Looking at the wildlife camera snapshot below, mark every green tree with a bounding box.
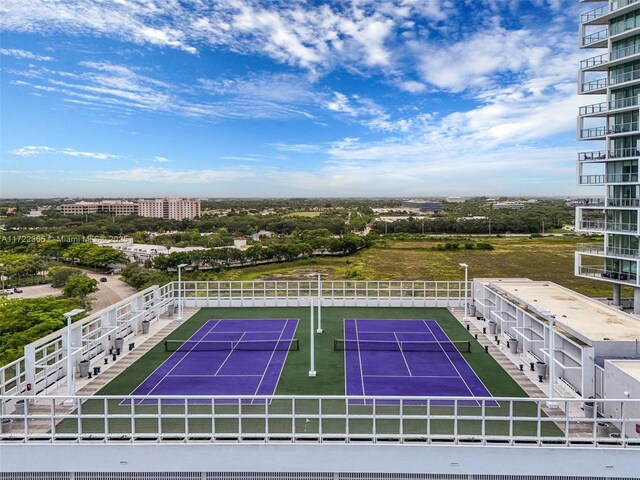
[48,266,84,287]
[62,275,98,298]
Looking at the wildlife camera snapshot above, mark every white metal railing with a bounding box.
[581,0,640,24]
[1,395,638,446]
[577,265,638,283]
[0,284,175,398]
[577,242,640,258]
[608,197,640,207]
[582,65,640,93]
[0,280,468,399]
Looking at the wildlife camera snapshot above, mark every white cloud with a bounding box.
[0,48,53,61]
[10,145,121,160]
[93,167,255,184]
[153,156,170,163]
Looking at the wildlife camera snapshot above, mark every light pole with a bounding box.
[177,263,188,320]
[459,263,469,320]
[64,309,85,397]
[316,272,328,334]
[309,298,316,377]
[548,314,557,406]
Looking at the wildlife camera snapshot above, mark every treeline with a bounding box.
[148,233,371,272]
[0,296,88,366]
[372,202,574,235]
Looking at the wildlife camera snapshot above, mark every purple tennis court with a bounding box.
[127,318,298,403]
[343,319,495,406]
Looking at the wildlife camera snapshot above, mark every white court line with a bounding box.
[422,320,476,399]
[364,374,460,378]
[354,320,367,396]
[356,330,436,334]
[213,332,246,376]
[252,319,289,396]
[264,319,299,400]
[201,331,284,334]
[170,374,262,377]
[393,332,413,376]
[145,320,222,398]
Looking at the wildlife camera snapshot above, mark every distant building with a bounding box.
[446,196,465,203]
[233,237,248,249]
[402,200,443,213]
[492,202,524,210]
[58,200,137,216]
[93,237,206,263]
[138,198,201,220]
[59,198,201,220]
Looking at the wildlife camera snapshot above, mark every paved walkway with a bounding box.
[448,307,618,439]
[13,307,199,435]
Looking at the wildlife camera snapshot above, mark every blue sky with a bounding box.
[0,0,591,198]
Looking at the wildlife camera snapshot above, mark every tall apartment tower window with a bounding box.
[577,0,640,312]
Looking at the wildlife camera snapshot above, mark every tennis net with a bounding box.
[165,338,299,352]
[334,339,471,353]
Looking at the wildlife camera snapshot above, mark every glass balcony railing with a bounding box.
[581,0,640,24]
[583,28,608,47]
[609,147,640,158]
[581,43,640,70]
[608,221,638,232]
[574,243,640,258]
[578,265,638,283]
[610,13,640,36]
[579,174,606,184]
[582,15,640,47]
[578,150,607,162]
[582,66,640,93]
[582,77,609,92]
[609,246,640,257]
[579,220,638,232]
[580,126,607,138]
[576,243,606,255]
[581,5,609,23]
[580,220,606,231]
[578,197,606,207]
[610,95,640,110]
[579,174,639,184]
[579,101,607,116]
[608,121,639,134]
[608,197,640,207]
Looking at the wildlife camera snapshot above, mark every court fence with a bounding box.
[0,280,469,403]
[1,395,639,446]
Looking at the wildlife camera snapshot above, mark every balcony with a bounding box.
[579,101,607,116]
[579,173,639,185]
[608,197,640,207]
[580,43,640,71]
[610,147,640,159]
[578,220,638,233]
[579,126,607,139]
[577,265,638,284]
[581,0,640,25]
[581,66,640,94]
[578,150,607,162]
[577,242,640,259]
[580,220,606,232]
[608,121,640,135]
[608,221,638,232]
[582,28,608,48]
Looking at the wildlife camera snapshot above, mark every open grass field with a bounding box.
[60,307,560,439]
[207,235,615,298]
